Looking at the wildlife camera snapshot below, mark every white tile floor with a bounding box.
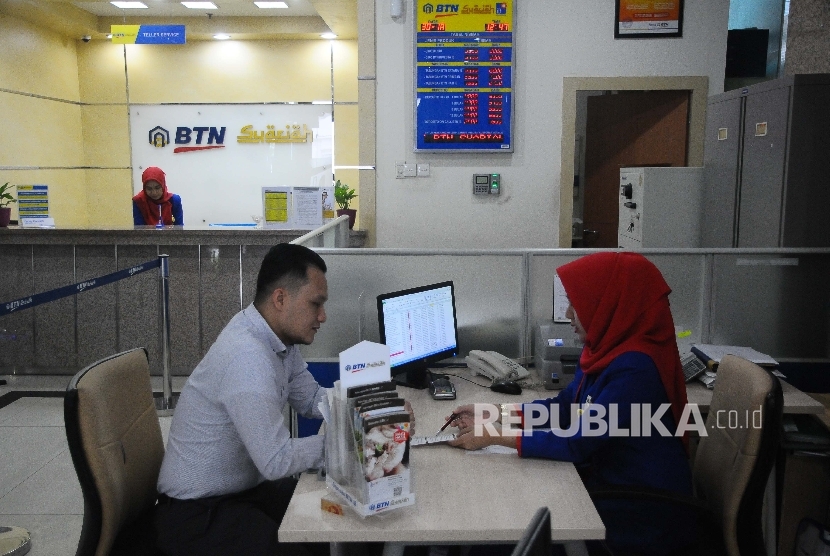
[0,375,182,556]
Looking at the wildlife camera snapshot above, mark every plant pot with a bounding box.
[0,207,11,228]
[336,208,356,230]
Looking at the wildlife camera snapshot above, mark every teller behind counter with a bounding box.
[133,166,184,227]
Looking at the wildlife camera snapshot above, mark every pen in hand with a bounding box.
[436,412,460,436]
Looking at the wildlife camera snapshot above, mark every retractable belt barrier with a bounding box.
[0,254,177,414]
[0,258,161,317]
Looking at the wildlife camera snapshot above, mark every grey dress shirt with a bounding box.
[157,303,326,499]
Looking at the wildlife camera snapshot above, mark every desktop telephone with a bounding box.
[466,350,530,381]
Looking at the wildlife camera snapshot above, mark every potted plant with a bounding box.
[0,182,16,228]
[334,179,358,229]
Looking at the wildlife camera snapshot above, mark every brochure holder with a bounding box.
[325,341,415,517]
[325,385,415,517]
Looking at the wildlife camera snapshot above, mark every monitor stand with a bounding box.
[391,369,430,390]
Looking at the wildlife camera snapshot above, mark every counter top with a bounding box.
[0,225,367,246]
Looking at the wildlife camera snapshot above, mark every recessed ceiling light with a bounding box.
[110,1,148,8]
[106,34,113,38]
[254,1,288,7]
[182,2,217,8]
[214,34,231,40]
[320,33,337,39]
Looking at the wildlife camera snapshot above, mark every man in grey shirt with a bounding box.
[155,243,330,556]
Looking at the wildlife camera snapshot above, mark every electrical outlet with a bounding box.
[395,162,406,179]
[417,163,430,177]
[402,164,417,177]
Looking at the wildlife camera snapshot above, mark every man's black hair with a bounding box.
[254,244,327,307]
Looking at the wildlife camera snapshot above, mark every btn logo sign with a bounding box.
[149,126,169,148]
[148,125,227,154]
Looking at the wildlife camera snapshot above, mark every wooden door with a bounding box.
[582,90,690,247]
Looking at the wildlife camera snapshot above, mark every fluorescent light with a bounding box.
[182,2,217,8]
[110,1,148,8]
[312,100,332,105]
[106,34,113,38]
[254,1,288,7]
[320,33,337,39]
[213,34,231,40]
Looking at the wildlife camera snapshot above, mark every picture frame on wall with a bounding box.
[614,0,684,39]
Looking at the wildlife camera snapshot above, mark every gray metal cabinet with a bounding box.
[702,74,830,247]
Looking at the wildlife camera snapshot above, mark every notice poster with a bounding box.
[321,186,335,221]
[17,185,53,227]
[293,187,323,230]
[262,187,291,229]
[615,0,683,38]
[415,0,514,152]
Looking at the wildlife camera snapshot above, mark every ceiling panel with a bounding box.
[0,0,356,39]
[72,0,320,18]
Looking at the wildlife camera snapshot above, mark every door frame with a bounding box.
[558,76,709,247]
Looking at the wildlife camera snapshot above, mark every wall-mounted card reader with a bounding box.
[473,173,501,195]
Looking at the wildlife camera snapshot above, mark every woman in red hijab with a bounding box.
[132,166,184,226]
[449,253,695,555]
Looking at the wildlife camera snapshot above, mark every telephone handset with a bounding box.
[466,350,530,381]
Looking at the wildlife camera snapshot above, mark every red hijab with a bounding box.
[557,252,688,448]
[133,167,173,225]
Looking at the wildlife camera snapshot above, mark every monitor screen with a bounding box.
[377,281,459,389]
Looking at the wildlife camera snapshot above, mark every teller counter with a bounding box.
[0,226,366,376]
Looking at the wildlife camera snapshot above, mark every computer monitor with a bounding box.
[377,281,459,389]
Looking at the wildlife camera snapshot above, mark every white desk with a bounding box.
[278,377,605,552]
[686,379,824,415]
[280,372,823,552]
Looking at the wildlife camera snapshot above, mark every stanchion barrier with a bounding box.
[0,255,177,415]
[0,258,161,317]
[156,255,176,415]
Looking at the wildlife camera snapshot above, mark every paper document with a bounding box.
[410,433,457,446]
[464,445,519,455]
[691,344,778,366]
[553,273,571,323]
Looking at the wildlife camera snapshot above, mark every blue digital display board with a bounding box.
[415,1,514,152]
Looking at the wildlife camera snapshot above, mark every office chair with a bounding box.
[511,507,551,556]
[64,348,165,556]
[588,354,783,556]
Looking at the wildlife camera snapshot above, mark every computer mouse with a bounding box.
[490,379,522,395]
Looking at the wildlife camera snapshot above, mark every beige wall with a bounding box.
[1,11,359,228]
[0,14,88,227]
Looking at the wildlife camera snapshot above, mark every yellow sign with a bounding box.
[264,191,289,223]
[111,25,141,44]
[237,124,311,144]
[416,1,512,33]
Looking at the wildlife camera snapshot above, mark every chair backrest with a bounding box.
[692,354,783,556]
[64,348,165,556]
[511,507,551,556]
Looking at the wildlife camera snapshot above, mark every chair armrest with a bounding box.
[589,484,710,514]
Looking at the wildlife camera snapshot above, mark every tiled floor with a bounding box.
[0,374,183,556]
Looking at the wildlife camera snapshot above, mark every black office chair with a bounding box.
[64,348,165,556]
[511,507,551,556]
[588,355,783,556]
